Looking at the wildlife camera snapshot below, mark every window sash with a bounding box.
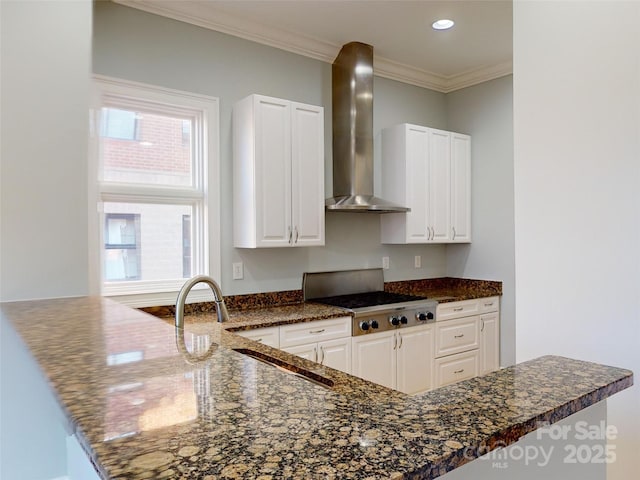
[91,75,220,307]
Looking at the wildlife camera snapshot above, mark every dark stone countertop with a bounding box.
[1,296,632,479]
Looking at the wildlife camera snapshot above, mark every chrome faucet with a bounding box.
[175,275,230,328]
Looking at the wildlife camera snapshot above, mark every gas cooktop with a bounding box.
[312,291,428,310]
[303,269,438,336]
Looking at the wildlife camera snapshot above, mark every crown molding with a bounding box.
[113,0,512,93]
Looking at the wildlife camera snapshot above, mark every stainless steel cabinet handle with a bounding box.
[288,226,292,244]
[393,333,397,350]
[452,226,456,240]
[430,226,434,240]
[313,347,318,363]
[453,307,463,312]
[484,302,493,307]
[454,369,464,374]
[309,328,325,334]
[481,319,485,332]
[454,334,464,338]
[319,346,325,364]
[256,338,263,342]
[398,332,403,349]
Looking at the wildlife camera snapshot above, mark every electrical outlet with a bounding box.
[232,262,244,280]
[382,256,390,269]
[414,255,421,268]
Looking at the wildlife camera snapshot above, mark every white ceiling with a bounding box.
[115,0,513,93]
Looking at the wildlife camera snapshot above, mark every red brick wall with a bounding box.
[103,113,190,174]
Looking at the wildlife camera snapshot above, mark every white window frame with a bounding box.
[89,75,221,308]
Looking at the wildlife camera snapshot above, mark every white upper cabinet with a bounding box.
[380,123,471,244]
[233,94,325,248]
[450,133,471,242]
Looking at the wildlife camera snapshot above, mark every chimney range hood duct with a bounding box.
[325,42,409,213]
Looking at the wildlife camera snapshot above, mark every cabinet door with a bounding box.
[405,125,430,242]
[396,326,434,395]
[450,133,471,243]
[351,331,396,389]
[235,326,280,349]
[291,102,324,246]
[281,343,318,363]
[427,129,451,242]
[254,96,292,247]
[480,312,500,375]
[319,337,351,374]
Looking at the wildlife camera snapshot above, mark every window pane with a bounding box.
[103,202,193,283]
[100,108,193,187]
[101,108,137,140]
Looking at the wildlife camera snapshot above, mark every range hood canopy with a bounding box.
[326,42,409,214]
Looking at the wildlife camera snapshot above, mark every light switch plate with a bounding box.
[232,262,243,280]
[414,255,421,268]
[382,256,390,269]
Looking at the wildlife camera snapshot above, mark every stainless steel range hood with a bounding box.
[325,42,410,213]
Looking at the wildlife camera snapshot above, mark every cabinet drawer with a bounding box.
[479,296,499,313]
[235,326,280,349]
[435,350,479,387]
[437,299,479,321]
[435,316,479,357]
[279,316,351,348]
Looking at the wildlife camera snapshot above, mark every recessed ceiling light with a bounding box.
[432,19,455,30]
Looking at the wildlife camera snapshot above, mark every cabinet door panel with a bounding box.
[291,103,324,246]
[235,326,280,349]
[405,126,430,242]
[428,129,451,242]
[281,343,317,363]
[319,338,351,374]
[396,326,434,395]
[450,133,471,242]
[255,97,291,246]
[351,332,396,389]
[480,313,500,375]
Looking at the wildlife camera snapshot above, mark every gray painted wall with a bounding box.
[93,1,451,294]
[514,2,639,479]
[445,76,515,366]
[1,2,91,478]
[0,0,91,301]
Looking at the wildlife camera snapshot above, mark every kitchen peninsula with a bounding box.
[1,295,632,480]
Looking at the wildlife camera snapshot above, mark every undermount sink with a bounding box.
[232,348,334,389]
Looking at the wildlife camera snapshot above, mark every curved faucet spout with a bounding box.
[175,275,230,328]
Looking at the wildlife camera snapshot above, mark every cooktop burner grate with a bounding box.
[312,291,427,310]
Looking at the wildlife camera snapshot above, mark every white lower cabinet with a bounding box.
[433,296,500,387]
[235,326,280,349]
[282,337,351,374]
[279,317,352,374]
[479,311,500,375]
[396,325,434,394]
[351,324,434,395]
[351,330,396,389]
